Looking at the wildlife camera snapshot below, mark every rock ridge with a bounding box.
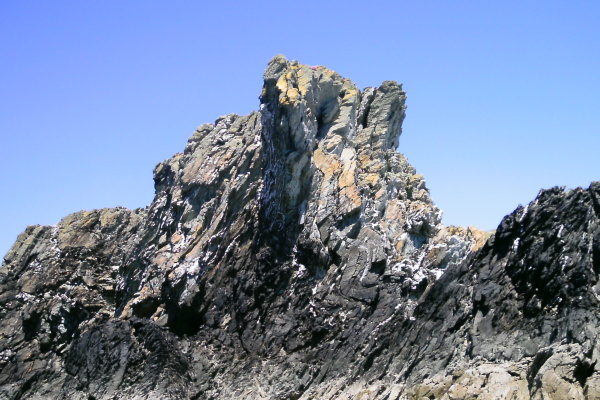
[1,56,598,399]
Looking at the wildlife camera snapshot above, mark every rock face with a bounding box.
[1,55,598,399]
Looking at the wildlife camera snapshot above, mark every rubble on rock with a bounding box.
[1,56,598,399]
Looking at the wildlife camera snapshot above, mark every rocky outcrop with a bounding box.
[1,56,598,399]
[337,184,600,399]
[0,208,148,399]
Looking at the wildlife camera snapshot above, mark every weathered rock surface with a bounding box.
[1,56,598,399]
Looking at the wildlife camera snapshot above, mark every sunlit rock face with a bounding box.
[1,56,598,399]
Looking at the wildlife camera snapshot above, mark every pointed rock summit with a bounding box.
[1,56,599,399]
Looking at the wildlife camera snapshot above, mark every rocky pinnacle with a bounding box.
[1,56,598,399]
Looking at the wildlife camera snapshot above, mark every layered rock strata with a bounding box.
[1,56,598,399]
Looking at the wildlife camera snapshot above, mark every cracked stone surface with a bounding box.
[1,56,598,399]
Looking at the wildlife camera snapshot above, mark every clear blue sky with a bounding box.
[1,1,599,257]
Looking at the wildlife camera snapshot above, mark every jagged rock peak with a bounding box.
[11,56,593,400]
[125,55,465,337]
[260,54,406,154]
